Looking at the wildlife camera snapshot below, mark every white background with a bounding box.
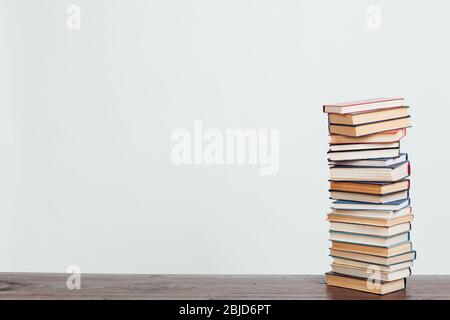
[1,0,448,274]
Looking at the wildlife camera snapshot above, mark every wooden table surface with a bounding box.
[0,273,448,300]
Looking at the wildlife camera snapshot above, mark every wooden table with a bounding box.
[0,274,448,300]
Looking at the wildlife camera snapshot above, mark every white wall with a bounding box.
[0,0,20,272]
[2,0,449,274]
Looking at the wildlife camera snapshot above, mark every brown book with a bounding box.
[326,272,406,295]
[329,129,406,144]
[329,117,411,137]
[330,180,410,195]
[330,249,416,266]
[327,213,414,227]
[331,241,413,257]
[328,107,410,125]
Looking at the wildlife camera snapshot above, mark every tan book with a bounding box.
[327,213,414,227]
[328,107,410,125]
[329,180,410,195]
[333,258,413,272]
[329,129,406,144]
[323,98,405,114]
[330,249,416,266]
[326,272,406,295]
[329,117,411,137]
[331,241,413,257]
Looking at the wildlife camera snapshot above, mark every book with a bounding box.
[323,98,405,114]
[326,273,406,295]
[332,257,413,272]
[332,199,410,211]
[331,206,412,219]
[331,241,413,257]
[330,264,411,281]
[330,190,408,204]
[330,161,410,182]
[327,212,414,227]
[328,148,400,161]
[328,107,410,125]
[329,153,408,167]
[330,249,416,266]
[329,117,411,137]
[329,129,406,144]
[329,231,410,247]
[330,222,411,237]
[329,142,399,152]
[329,179,410,195]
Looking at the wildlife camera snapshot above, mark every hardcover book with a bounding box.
[327,212,414,227]
[326,273,406,295]
[329,128,406,144]
[328,107,410,125]
[323,98,405,114]
[329,179,410,195]
[329,117,411,137]
[331,241,413,257]
[332,198,411,211]
[330,161,410,182]
[328,153,408,167]
[329,249,416,266]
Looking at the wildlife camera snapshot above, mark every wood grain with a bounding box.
[0,273,449,300]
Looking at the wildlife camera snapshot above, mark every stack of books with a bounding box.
[323,98,415,295]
